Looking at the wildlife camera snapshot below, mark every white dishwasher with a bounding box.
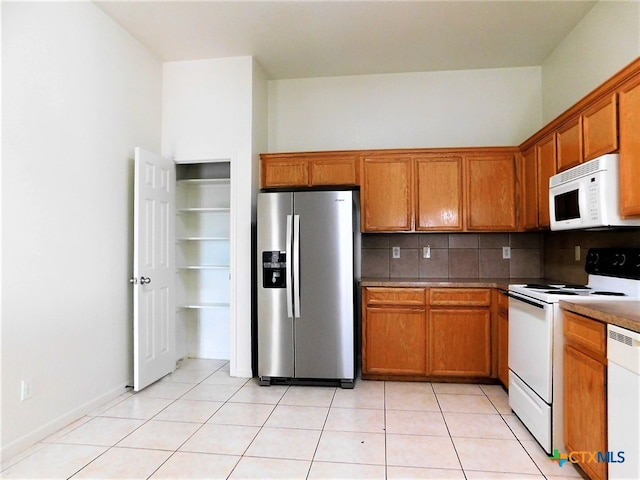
[608,324,640,480]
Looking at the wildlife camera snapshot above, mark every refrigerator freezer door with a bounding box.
[257,192,294,378]
[293,191,355,380]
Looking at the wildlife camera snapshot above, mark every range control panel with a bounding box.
[262,251,286,288]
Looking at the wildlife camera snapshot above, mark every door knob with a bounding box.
[129,277,138,284]
[140,276,151,285]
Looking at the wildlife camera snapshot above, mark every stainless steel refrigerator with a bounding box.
[256,190,360,388]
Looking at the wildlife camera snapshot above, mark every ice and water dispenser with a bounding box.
[262,251,286,288]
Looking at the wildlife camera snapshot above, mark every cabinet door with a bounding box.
[537,134,556,228]
[364,307,426,375]
[261,158,309,188]
[415,156,463,231]
[361,156,413,231]
[497,291,509,387]
[465,155,517,231]
[556,117,583,172]
[564,344,607,480]
[583,93,618,161]
[521,147,538,230]
[619,75,640,217]
[428,308,491,377]
[310,156,359,186]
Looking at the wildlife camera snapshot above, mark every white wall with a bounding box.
[162,57,266,378]
[1,2,162,458]
[268,67,543,152]
[542,1,640,123]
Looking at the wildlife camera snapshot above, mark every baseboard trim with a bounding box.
[1,384,129,463]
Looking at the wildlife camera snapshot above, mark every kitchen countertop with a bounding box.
[560,300,640,334]
[360,277,555,290]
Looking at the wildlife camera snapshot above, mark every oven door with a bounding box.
[508,292,553,402]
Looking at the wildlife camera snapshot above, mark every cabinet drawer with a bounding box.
[365,288,426,306]
[564,311,606,357]
[429,288,491,306]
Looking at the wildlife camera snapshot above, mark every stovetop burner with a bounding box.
[544,291,579,295]
[592,291,626,296]
[526,284,559,289]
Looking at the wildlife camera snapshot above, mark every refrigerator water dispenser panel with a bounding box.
[262,251,286,288]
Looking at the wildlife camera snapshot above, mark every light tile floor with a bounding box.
[1,359,587,479]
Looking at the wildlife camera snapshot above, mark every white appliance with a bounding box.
[549,154,640,231]
[508,248,640,455]
[608,324,640,480]
[256,191,360,388]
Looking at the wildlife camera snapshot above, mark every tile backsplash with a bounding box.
[362,232,544,279]
[543,229,640,285]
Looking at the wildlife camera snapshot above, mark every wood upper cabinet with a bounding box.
[362,288,427,376]
[619,74,640,217]
[563,311,607,480]
[262,157,309,187]
[361,156,413,231]
[557,116,583,172]
[537,133,557,228]
[555,93,618,173]
[260,152,359,189]
[309,156,359,186]
[428,288,492,377]
[415,156,463,231]
[464,154,517,231]
[521,147,538,230]
[583,93,618,161]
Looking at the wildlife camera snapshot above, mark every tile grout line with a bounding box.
[433,384,468,479]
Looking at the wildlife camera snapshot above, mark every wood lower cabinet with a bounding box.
[362,288,426,376]
[563,311,607,480]
[361,156,413,231]
[427,288,492,378]
[619,74,640,217]
[496,290,509,388]
[465,154,517,231]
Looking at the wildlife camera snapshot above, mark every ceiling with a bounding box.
[95,0,597,80]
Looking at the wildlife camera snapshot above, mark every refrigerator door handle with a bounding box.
[293,214,301,318]
[285,214,293,318]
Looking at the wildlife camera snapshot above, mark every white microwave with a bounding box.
[549,154,640,231]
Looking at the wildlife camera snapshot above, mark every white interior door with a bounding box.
[133,147,176,391]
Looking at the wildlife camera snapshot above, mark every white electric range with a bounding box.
[507,248,640,455]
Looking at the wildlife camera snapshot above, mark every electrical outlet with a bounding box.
[575,245,581,261]
[423,246,431,259]
[502,246,511,259]
[392,246,401,259]
[21,379,32,401]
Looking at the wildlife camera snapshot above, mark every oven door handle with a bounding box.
[507,292,545,309]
